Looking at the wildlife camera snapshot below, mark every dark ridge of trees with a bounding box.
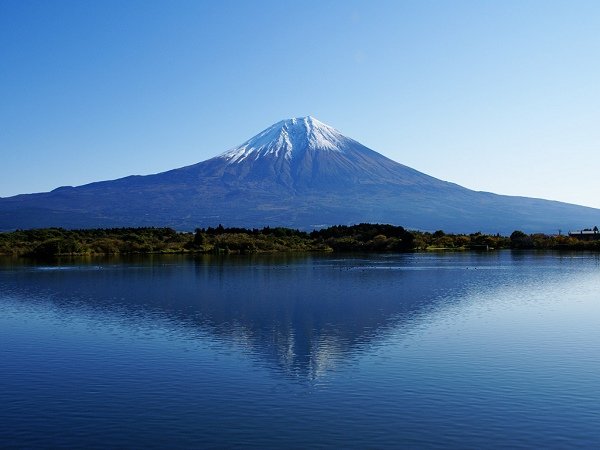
[197,225,308,238]
[0,224,599,257]
[310,223,415,252]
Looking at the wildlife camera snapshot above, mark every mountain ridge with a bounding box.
[1,116,599,233]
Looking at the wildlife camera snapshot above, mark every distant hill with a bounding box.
[1,116,599,233]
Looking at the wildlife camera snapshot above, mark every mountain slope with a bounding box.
[1,116,599,233]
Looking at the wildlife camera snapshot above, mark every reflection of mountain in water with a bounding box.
[0,254,493,379]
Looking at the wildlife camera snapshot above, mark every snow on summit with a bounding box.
[220,116,348,164]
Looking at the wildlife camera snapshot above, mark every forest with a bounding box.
[0,224,598,257]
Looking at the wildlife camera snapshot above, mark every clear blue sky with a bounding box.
[2,0,599,208]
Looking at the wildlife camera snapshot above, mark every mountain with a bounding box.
[1,116,599,233]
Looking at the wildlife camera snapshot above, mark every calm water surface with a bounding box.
[1,252,599,448]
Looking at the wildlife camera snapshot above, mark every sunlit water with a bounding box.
[1,252,599,448]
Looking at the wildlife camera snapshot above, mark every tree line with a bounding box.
[0,224,598,257]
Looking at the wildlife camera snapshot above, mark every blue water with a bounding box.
[1,252,599,448]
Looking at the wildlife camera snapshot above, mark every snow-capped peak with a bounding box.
[219,116,348,164]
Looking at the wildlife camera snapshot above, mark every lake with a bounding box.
[1,251,599,448]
